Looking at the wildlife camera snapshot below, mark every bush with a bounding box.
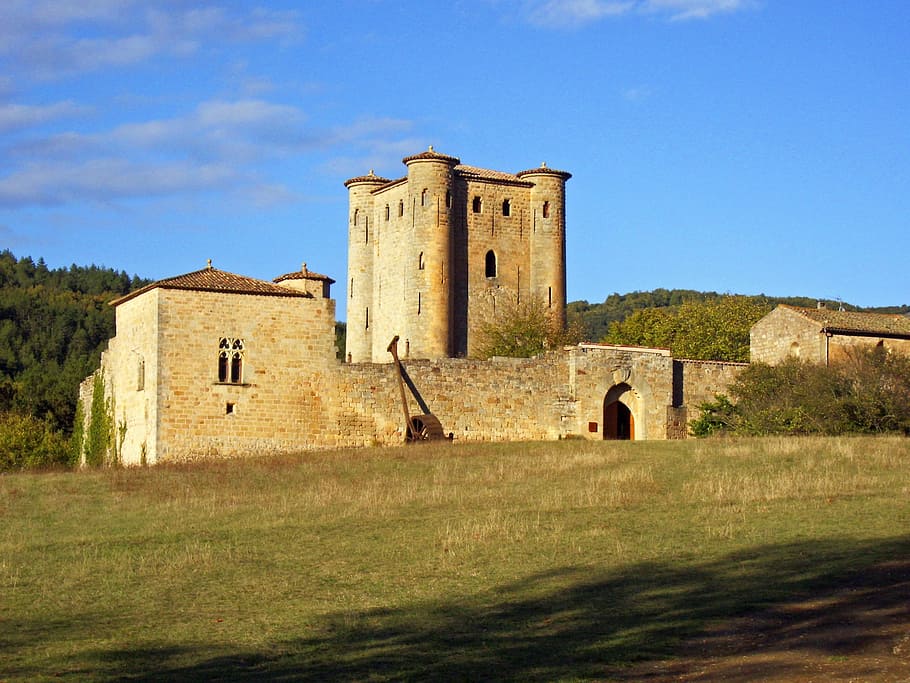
[691,348,910,437]
[0,412,71,472]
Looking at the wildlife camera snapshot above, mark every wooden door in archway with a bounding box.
[603,400,634,440]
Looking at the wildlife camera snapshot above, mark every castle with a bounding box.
[77,148,907,466]
[345,147,570,361]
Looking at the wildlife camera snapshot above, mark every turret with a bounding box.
[401,147,460,359]
[517,163,572,329]
[344,170,388,362]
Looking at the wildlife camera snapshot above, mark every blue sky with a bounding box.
[1,0,908,314]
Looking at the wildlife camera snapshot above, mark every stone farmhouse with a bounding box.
[750,304,910,365]
[78,148,902,466]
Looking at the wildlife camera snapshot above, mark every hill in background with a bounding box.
[0,250,150,433]
[568,289,909,344]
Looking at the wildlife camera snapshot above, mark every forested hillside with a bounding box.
[0,250,150,433]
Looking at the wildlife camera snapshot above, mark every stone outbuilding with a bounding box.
[750,304,910,366]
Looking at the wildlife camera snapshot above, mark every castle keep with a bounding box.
[345,147,570,361]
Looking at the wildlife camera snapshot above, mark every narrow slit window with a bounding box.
[472,196,482,213]
[417,292,421,315]
[421,188,428,206]
[385,205,390,221]
[418,252,425,270]
[542,201,550,218]
[445,190,452,209]
[502,199,511,216]
[548,286,552,307]
[485,250,497,278]
[398,200,404,217]
[365,307,370,330]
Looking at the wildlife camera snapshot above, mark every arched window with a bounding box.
[218,337,244,384]
[542,201,550,218]
[485,250,497,278]
[472,196,482,213]
[502,199,511,216]
[353,208,359,225]
[421,188,428,206]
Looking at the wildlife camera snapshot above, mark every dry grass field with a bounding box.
[1,437,908,681]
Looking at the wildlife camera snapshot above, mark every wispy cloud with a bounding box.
[0,100,90,133]
[0,1,304,80]
[0,158,239,207]
[0,101,415,208]
[524,0,754,27]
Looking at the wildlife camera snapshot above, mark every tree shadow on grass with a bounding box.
[26,536,910,681]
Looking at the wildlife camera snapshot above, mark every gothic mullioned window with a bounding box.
[218,337,244,384]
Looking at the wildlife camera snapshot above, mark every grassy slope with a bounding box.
[1,437,908,681]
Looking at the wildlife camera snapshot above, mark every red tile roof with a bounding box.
[402,147,461,165]
[516,163,572,181]
[456,165,533,186]
[274,267,335,284]
[343,170,391,188]
[783,305,910,337]
[110,266,315,306]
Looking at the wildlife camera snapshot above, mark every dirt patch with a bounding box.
[607,560,910,682]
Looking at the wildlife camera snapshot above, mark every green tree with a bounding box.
[475,296,581,359]
[603,296,771,362]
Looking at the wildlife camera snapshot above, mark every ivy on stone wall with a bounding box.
[83,371,113,467]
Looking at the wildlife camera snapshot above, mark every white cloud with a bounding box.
[0,100,418,209]
[0,159,238,207]
[0,2,304,79]
[0,100,90,133]
[643,0,753,21]
[523,0,754,26]
[528,0,635,28]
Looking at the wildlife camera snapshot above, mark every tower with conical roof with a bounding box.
[344,148,570,362]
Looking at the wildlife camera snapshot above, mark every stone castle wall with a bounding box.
[85,282,747,463]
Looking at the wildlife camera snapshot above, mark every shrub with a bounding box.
[0,411,70,472]
[691,349,910,437]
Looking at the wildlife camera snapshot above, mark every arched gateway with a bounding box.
[603,383,636,440]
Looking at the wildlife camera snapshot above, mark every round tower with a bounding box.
[344,170,388,362]
[402,147,460,359]
[517,163,572,329]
